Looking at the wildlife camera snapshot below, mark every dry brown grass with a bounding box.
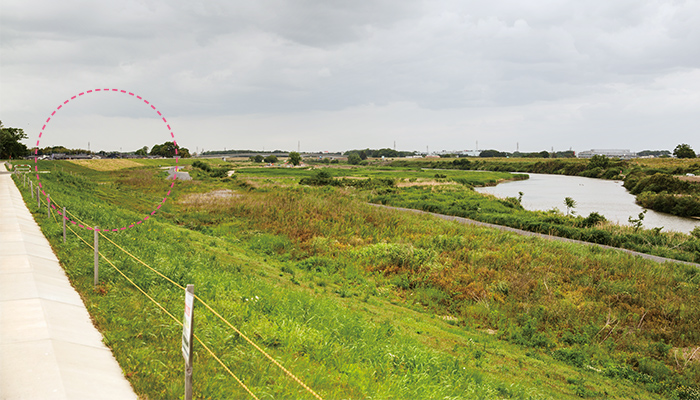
[677,175,700,183]
[630,158,700,169]
[68,159,143,171]
[397,180,459,188]
[178,189,239,207]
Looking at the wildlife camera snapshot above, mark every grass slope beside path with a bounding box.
[9,160,700,399]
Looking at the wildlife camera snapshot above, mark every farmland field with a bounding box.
[11,158,700,399]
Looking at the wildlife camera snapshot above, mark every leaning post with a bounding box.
[94,227,99,287]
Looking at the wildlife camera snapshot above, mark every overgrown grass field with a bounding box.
[11,159,700,399]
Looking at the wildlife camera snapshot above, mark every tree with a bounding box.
[673,143,696,159]
[150,141,191,158]
[588,154,609,169]
[135,146,148,156]
[479,149,506,158]
[0,121,29,159]
[564,197,577,216]
[251,155,264,163]
[288,151,301,166]
[347,153,361,165]
[264,155,278,164]
[178,147,191,158]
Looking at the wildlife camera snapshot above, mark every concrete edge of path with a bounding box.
[1,165,138,400]
[370,203,700,269]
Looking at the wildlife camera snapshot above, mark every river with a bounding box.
[474,173,699,234]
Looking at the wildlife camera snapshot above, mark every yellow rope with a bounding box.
[66,224,259,400]
[44,185,322,400]
[98,232,186,290]
[192,333,261,400]
[194,294,324,400]
[99,231,323,399]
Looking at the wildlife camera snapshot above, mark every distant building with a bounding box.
[577,149,637,159]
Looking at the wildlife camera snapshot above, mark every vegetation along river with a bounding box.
[475,173,699,234]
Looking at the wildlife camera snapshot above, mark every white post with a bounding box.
[183,285,194,400]
[30,180,33,198]
[94,227,99,287]
[62,207,66,243]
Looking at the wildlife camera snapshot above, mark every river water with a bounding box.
[474,173,699,234]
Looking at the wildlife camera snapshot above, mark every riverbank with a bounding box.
[390,157,700,218]
[371,182,700,264]
[475,173,698,234]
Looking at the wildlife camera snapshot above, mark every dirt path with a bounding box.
[370,204,700,268]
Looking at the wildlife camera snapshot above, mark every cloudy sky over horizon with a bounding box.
[1,0,699,154]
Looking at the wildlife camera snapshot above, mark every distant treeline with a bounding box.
[344,148,417,158]
[31,142,192,159]
[443,150,577,158]
[638,150,672,157]
[202,149,286,155]
[35,146,92,155]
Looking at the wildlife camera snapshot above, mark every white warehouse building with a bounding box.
[577,149,637,159]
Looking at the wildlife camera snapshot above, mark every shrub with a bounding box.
[191,160,212,172]
[210,168,229,178]
[581,212,606,228]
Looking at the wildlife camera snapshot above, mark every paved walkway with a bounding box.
[372,204,700,268]
[0,165,137,400]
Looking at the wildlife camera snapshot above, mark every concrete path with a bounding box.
[0,165,137,400]
[372,204,700,268]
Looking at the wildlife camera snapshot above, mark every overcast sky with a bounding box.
[1,0,699,154]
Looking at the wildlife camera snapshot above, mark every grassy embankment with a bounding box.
[389,157,700,219]
[10,158,700,399]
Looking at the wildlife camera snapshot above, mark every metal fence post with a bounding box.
[37,187,40,208]
[94,227,99,287]
[30,180,33,198]
[47,194,50,218]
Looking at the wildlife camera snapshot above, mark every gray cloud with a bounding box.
[1,0,699,152]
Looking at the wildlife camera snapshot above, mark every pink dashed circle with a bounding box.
[35,89,180,232]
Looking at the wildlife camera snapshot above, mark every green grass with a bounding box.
[10,161,700,399]
[370,185,700,263]
[390,157,700,218]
